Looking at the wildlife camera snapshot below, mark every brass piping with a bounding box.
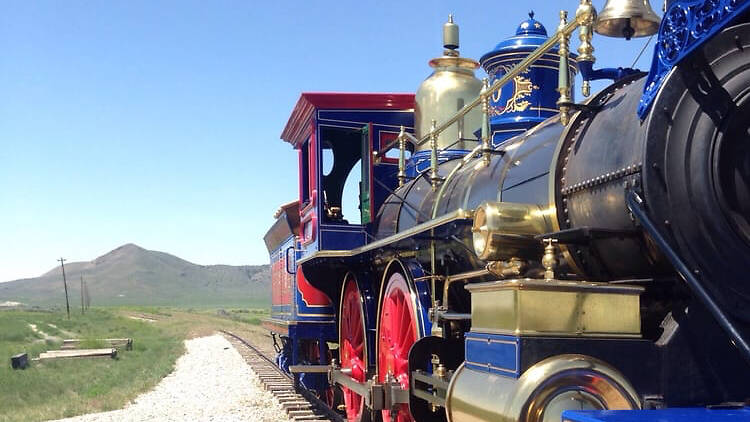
[430,119,440,189]
[480,77,491,165]
[442,267,491,309]
[556,11,572,125]
[431,232,437,308]
[375,128,418,159]
[397,126,406,187]
[577,0,596,97]
[402,131,420,145]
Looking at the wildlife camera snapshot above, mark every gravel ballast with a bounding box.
[53,334,288,422]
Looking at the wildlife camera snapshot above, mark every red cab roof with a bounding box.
[280,93,415,146]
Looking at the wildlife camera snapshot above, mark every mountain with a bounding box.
[0,244,270,307]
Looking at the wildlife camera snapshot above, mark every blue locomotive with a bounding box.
[263,1,750,421]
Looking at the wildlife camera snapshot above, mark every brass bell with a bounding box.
[595,0,661,39]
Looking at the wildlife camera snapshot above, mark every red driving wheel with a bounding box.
[339,277,368,421]
[378,272,418,422]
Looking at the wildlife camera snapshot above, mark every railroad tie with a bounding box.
[221,331,339,422]
[287,409,316,417]
[292,415,329,421]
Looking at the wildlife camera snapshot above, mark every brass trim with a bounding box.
[297,209,472,264]
[469,328,642,339]
[468,278,643,337]
[510,354,641,420]
[465,278,644,294]
[464,360,518,374]
[471,201,553,261]
[262,318,297,326]
[443,267,491,309]
[446,354,640,422]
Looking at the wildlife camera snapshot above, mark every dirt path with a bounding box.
[29,323,61,343]
[50,334,288,422]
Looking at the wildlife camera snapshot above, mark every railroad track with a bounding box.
[221,330,344,422]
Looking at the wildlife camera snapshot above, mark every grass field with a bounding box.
[0,306,271,422]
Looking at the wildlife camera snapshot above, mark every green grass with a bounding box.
[0,306,272,422]
[214,307,269,325]
[0,308,181,422]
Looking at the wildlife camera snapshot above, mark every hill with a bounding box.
[0,244,270,307]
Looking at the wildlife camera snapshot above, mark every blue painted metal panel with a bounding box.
[317,110,413,129]
[464,332,520,377]
[405,260,432,338]
[319,223,366,250]
[638,0,750,117]
[480,13,577,145]
[562,407,750,422]
[405,149,469,178]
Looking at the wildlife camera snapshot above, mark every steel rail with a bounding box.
[220,330,345,422]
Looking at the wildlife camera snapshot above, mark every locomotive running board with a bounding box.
[297,208,472,265]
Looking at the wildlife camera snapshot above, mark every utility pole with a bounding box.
[57,257,70,319]
[80,274,85,314]
[84,280,90,310]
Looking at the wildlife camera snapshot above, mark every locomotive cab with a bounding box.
[280,93,415,257]
[264,92,415,396]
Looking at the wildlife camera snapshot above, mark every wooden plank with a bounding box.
[38,348,117,360]
[62,339,133,350]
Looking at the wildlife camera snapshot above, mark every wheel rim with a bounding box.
[340,278,367,421]
[378,272,417,422]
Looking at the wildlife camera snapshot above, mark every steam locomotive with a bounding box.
[262,0,750,421]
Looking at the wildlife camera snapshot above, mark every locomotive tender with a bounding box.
[263,0,750,421]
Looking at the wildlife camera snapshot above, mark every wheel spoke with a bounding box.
[340,280,368,421]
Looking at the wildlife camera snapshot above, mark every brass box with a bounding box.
[466,279,643,337]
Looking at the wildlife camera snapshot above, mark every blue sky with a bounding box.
[0,1,657,281]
